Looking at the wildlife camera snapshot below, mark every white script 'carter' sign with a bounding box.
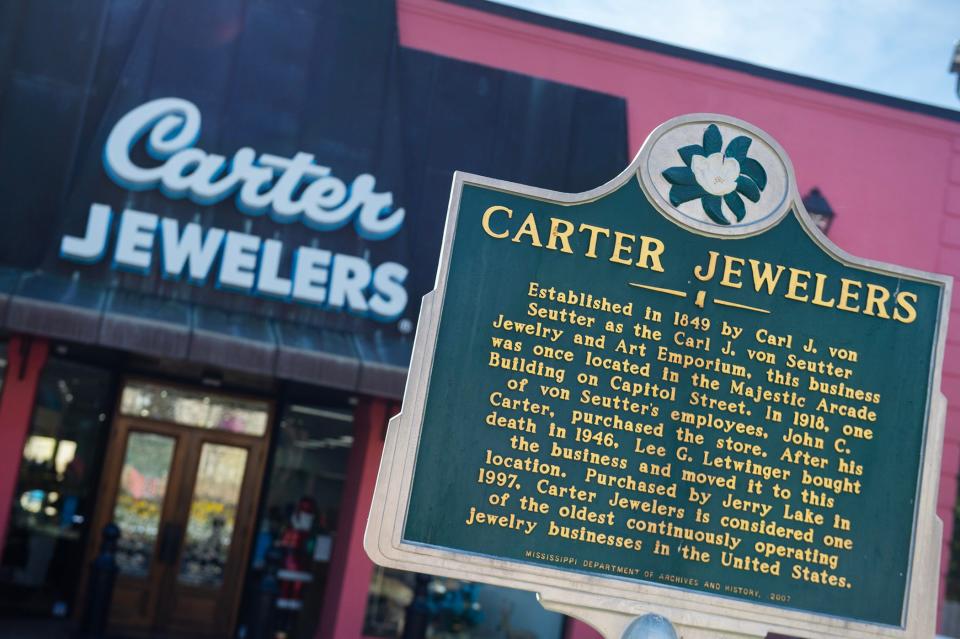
[59,97,408,321]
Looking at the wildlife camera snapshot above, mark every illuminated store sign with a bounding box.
[59,98,408,321]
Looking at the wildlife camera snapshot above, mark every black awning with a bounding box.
[7,272,105,343]
[1,270,411,399]
[99,289,191,359]
[274,321,362,392]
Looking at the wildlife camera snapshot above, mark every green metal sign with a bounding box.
[367,115,950,636]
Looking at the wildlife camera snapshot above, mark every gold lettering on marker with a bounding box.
[610,231,635,265]
[479,204,924,322]
[637,236,666,272]
[481,205,512,238]
[749,259,785,294]
[694,251,719,282]
[579,223,610,259]
[811,273,836,308]
[513,212,542,247]
[719,255,746,289]
[837,278,862,313]
[546,217,575,254]
[785,268,811,302]
[863,283,890,318]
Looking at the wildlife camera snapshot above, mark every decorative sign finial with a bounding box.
[641,115,791,236]
[661,123,767,225]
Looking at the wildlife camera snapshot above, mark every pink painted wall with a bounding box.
[0,336,49,559]
[394,0,960,633]
[318,398,391,639]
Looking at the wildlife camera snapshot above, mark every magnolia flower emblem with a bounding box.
[661,124,767,225]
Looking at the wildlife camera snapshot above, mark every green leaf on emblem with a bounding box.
[740,158,767,190]
[701,195,727,225]
[724,192,746,221]
[724,136,751,161]
[668,184,707,206]
[678,145,704,167]
[736,175,761,202]
[662,167,697,185]
[702,124,722,155]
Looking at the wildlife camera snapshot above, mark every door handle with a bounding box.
[157,522,182,565]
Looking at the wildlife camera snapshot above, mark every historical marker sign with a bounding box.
[366,115,951,638]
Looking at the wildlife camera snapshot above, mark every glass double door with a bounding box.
[88,414,268,637]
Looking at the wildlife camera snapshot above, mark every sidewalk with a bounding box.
[0,619,72,639]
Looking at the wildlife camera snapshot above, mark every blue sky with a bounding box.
[492,0,960,111]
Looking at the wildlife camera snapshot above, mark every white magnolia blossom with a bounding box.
[691,152,740,196]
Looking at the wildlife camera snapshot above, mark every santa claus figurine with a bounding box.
[276,497,316,610]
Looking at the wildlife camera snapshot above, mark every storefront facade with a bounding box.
[1,1,959,638]
[0,1,625,637]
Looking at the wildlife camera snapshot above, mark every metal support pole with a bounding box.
[79,523,120,639]
[622,615,678,639]
[400,573,431,639]
[247,547,282,639]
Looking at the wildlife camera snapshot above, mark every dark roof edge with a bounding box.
[443,0,960,124]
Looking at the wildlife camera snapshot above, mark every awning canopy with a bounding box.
[0,269,410,399]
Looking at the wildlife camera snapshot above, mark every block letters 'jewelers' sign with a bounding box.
[366,114,951,638]
[59,97,409,321]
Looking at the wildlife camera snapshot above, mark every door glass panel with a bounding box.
[119,382,268,436]
[113,432,176,578]
[179,444,248,587]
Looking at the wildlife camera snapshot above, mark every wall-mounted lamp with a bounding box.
[803,187,836,236]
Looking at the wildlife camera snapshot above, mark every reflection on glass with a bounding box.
[249,402,353,639]
[119,382,268,436]
[0,357,113,615]
[179,444,247,587]
[364,568,563,639]
[22,436,56,465]
[54,441,78,475]
[113,432,175,578]
[23,436,80,475]
[365,567,416,637]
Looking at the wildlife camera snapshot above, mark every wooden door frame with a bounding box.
[82,418,196,629]
[79,376,275,638]
[158,423,271,636]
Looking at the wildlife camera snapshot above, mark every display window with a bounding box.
[238,401,355,639]
[0,358,115,616]
[363,566,565,639]
[945,501,960,632]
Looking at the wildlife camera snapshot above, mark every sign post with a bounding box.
[366,114,951,638]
